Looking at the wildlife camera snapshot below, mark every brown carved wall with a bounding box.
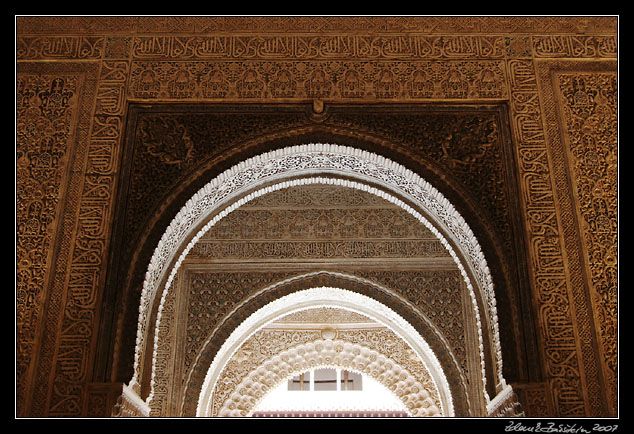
[15,16,617,418]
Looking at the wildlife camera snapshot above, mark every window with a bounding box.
[314,368,336,391]
[288,368,363,391]
[253,367,408,415]
[340,369,362,391]
[288,372,310,391]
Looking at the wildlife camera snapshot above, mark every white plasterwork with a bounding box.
[133,144,506,412]
[176,269,469,417]
[196,286,452,417]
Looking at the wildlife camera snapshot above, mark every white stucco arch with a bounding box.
[197,286,451,417]
[129,143,509,415]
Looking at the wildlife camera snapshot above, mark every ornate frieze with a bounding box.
[532,35,617,58]
[128,35,506,60]
[127,60,508,100]
[189,240,449,261]
[189,204,450,260]
[16,36,105,59]
[17,33,617,62]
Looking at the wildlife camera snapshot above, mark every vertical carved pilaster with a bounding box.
[506,58,586,416]
[537,61,617,417]
[557,71,617,415]
[16,71,80,416]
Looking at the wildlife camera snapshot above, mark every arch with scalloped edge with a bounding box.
[129,143,509,416]
[197,286,451,417]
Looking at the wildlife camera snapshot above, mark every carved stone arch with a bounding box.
[186,272,467,417]
[124,143,519,417]
[124,121,509,296]
[217,339,441,417]
[197,286,451,417]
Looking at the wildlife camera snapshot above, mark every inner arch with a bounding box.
[196,286,453,417]
[132,143,510,416]
[150,177,488,412]
[252,366,411,417]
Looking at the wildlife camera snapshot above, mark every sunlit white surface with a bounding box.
[199,286,454,417]
[252,374,409,414]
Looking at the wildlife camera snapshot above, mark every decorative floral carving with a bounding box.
[138,116,194,167]
[16,73,78,413]
[557,72,618,414]
[128,60,507,100]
